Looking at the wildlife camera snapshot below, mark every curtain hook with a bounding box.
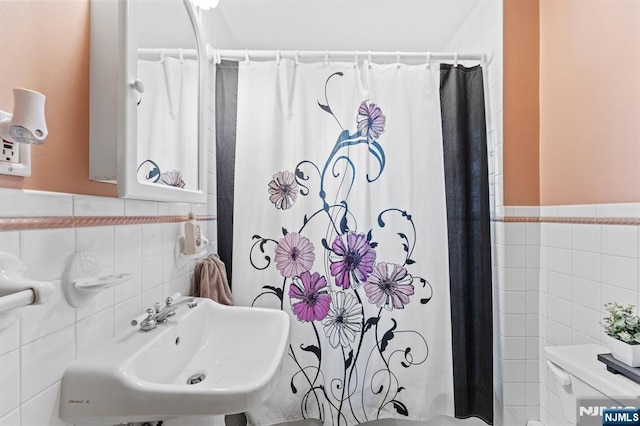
[324,51,329,67]
[276,50,281,65]
[425,52,432,70]
[179,48,184,64]
[244,49,250,65]
[216,49,221,65]
[294,50,300,66]
[454,52,459,68]
[368,51,372,69]
[396,51,401,68]
[160,48,165,63]
[481,52,487,67]
[354,51,359,68]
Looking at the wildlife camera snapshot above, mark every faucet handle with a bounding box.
[131,308,155,327]
[139,308,157,332]
[165,292,181,306]
[154,302,162,313]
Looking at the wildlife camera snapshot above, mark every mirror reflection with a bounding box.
[135,0,200,192]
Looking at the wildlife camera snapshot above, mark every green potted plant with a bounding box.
[602,302,640,367]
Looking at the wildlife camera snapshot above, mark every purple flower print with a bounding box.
[289,271,331,322]
[364,262,414,310]
[321,291,363,348]
[268,170,299,210]
[275,232,315,278]
[356,100,386,141]
[158,170,185,188]
[330,232,376,289]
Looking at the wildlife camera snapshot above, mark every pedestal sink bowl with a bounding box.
[60,298,290,425]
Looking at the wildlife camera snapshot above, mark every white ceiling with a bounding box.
[204,0,482,52]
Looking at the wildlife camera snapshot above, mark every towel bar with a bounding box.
[0,288,35,313]
[0,252,55,328]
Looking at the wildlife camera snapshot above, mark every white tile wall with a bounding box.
[0,189,73,217]
[0,409,20,426]
[495,209,540,426]
[499,204,640,426]
[0,188,216,425]
[0,350,20,418]
[73,195,125,217]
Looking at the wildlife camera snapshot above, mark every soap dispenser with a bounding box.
[184,213,202,255]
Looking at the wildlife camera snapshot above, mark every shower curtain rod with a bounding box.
[137,46,489,66]
[207,47,489,65]
[138,48,198,60]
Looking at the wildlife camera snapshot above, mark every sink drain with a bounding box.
[187,373,206,385]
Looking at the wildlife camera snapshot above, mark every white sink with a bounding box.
[60,298,290,425]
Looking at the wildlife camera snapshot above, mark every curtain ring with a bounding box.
[244,49,250,65]
[368,51,372,69]
[160,48,165,63]
[354,51,359,68]
[396,51,401,68]
[425,52,432,70]
[324,51,329,67]
[276,50,281,65]
[454,52,459,68]
[294,50,300,66]
[215,49,221,65]
[179,48,184,64]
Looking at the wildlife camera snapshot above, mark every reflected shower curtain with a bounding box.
[230,60,456,425]
[137,57,199,190]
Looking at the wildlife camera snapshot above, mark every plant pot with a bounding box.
[606,335,640,367]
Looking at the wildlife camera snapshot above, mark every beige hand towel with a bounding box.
[194,254,233,306]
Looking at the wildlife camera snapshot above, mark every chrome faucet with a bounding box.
[132,296,198,332]
[154,297,198,323]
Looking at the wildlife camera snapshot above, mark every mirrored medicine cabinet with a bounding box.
[89,0,208,203]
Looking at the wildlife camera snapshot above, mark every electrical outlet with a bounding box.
[1,139,19,163]
[0,109,31,177]
[0,110,18,162]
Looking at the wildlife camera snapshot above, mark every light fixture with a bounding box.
[192,0,219,10]
[0,88,48,145]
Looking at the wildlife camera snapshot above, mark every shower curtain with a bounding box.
[217,59,492,426]
[136,57,199,190]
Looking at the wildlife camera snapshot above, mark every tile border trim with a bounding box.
[492,216,640,225]
[0,215,217,232]
[5,214,637,231]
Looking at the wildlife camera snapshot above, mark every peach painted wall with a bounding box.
[0,0,116,197]
[503,0,540,206]
[539,0,640,205]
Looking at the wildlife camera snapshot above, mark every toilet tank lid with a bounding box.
[545,344,640,398]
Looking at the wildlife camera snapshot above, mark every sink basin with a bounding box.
[60,298,290,425]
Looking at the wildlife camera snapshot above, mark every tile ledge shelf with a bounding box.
[0,215,217,232]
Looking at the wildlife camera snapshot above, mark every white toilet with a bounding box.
[544,344,640,425]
